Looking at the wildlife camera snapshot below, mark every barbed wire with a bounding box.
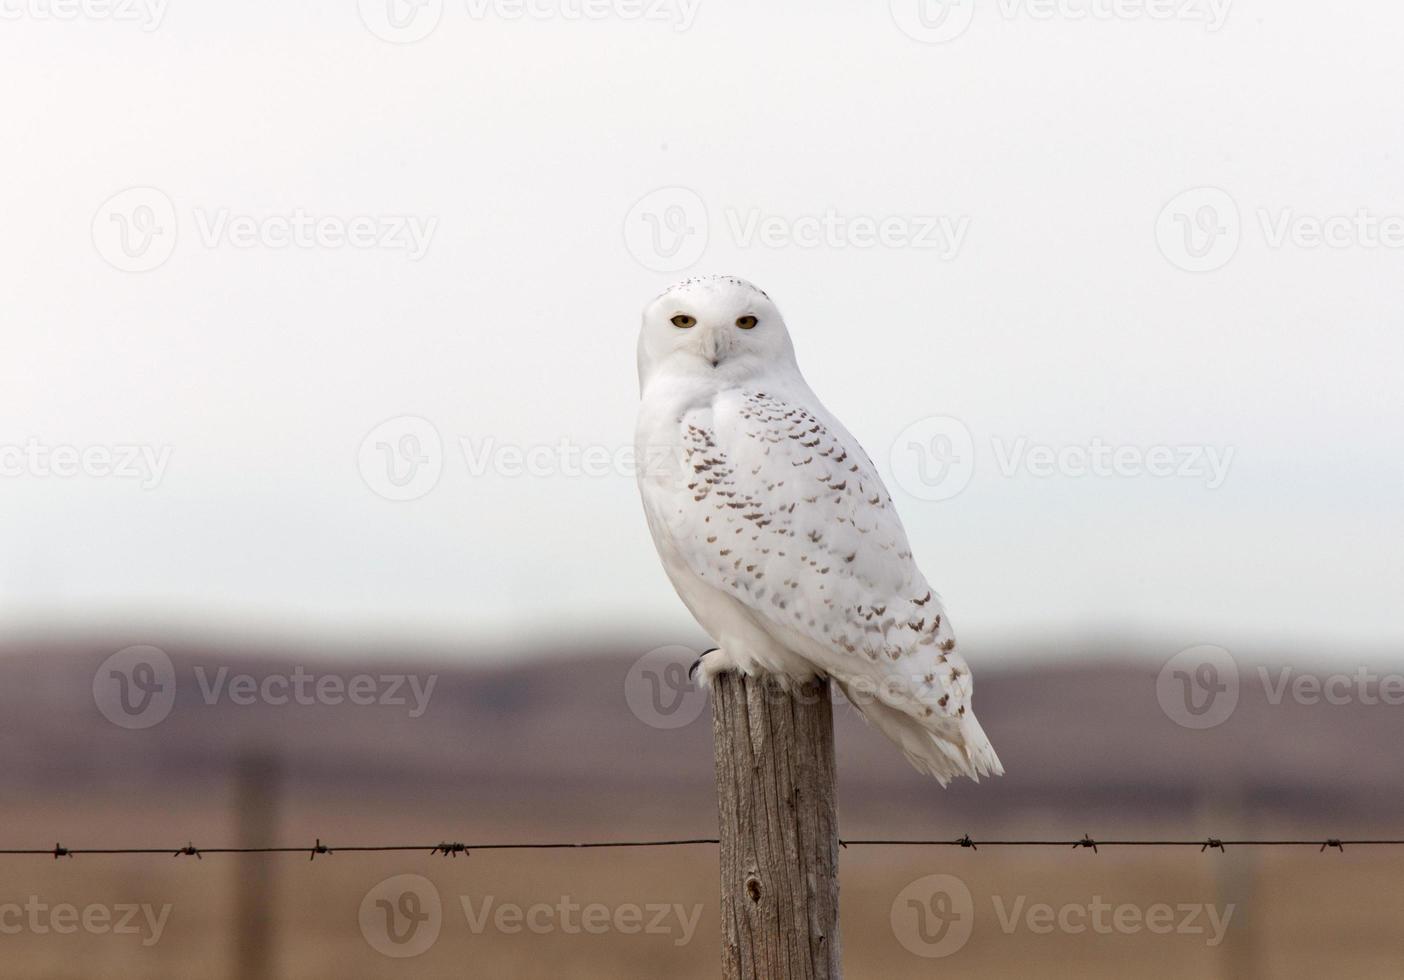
[8,835,1403,860]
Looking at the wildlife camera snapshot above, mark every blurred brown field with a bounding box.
[3,637,1404,977]
[2,795,1403,979]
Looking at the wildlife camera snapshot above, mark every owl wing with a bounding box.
[647,386,997,780]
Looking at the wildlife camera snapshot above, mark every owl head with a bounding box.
[638,276,798,390]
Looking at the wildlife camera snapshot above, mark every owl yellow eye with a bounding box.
[736,315,758,330]
[671,314,696,329]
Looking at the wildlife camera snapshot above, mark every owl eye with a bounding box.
[736,315,759,330]
[671,314,696,329]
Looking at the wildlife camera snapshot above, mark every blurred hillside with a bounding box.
[2,633,1399,834]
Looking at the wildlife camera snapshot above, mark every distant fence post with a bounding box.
[710,673,842,980]
[233,750,280,980]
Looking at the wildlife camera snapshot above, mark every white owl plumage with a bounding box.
[635,275,1002,785]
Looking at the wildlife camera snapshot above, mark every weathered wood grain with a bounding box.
[711,673,841,979]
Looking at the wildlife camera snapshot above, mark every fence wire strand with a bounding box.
[8,836,1402,860]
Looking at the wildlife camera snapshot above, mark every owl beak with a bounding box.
[697,325,725,368]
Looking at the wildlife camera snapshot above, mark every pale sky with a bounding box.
[2,0,1401,660]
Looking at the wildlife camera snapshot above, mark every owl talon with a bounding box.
[688,647,721,680]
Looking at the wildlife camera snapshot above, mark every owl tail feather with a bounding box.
[837,683,1004,787]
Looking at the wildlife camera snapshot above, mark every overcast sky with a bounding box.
[2,0,1401,661]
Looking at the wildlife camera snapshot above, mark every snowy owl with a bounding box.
[635,275,1002,785]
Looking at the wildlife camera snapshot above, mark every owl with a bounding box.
[635,276,1002,785]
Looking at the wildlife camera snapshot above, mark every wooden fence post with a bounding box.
[233,749,280,980]
[710,672,842,979]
